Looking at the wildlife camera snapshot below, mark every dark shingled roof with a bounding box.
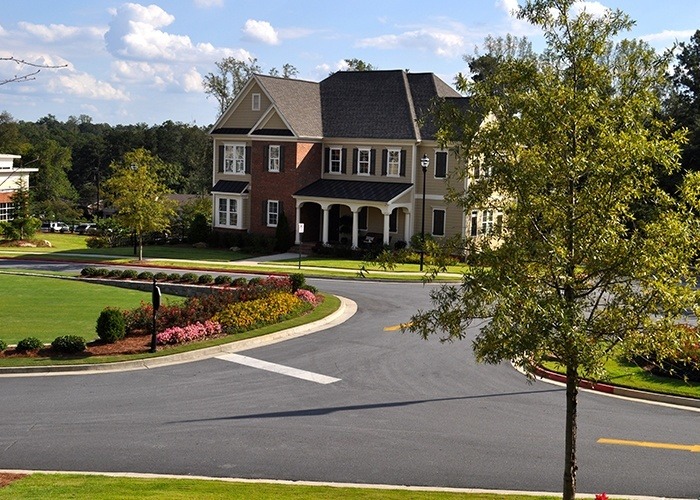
[255,75,323,138]
[407,73,462,139]
[320,70,420,140]
[210,127,251,135]
[295,179,413,202]
[211,180,249,194]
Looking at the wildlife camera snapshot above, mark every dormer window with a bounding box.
[252,93,261,111]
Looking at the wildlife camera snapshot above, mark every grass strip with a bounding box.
[0,473,559,500]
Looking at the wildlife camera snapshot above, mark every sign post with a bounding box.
[150,277,161,353]
[297,223,305,269]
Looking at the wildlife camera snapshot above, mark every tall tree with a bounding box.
[29,139,80,221]
[203,57,261,117]
[343,58,375,71]
[103,149,176,261]
[409,2,697,499]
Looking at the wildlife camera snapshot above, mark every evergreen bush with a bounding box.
[51,335,87,354]
[16,337,44,352]
[96,307,126,343]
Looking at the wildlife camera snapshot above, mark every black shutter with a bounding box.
[381,149,388,176]
[324,147,330,173]
[341,148,347,174]
[436,152,447,178]
[263,200,268,225]
[352,148,358,174]
[218,145,224,172]
[245,146,252,173]
[400,150,406,177]
[279,145,284,172]
[370,149,376,175]
[263,146,269,171]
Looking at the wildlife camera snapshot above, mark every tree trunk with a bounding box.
[563,363,579,500]
[138,233,143,261]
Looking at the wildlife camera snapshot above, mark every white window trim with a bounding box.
[224,143,246,174]
[357,147,371,176]
[268,145,280,172]
[215,196,243,229]
[329,146,342,174]
[387,148,401,177]
[252,93,261,111]
[267,200,279,227]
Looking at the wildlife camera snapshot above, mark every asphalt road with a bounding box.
[0,264,698,497]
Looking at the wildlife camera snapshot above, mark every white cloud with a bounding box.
[47,72,129,100]
[496,0,520,18]
[242,19,279,45]
[571,1,610,18]
[17,22,105,42]
[181,67,204,92]
[357,28,466,58]
[112,60,203,93]
[641,29,697,44]
[105,2,243,62]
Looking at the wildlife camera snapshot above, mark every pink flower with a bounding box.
[595,493,609,500]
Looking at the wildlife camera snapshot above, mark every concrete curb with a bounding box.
[0,296,357,377]
[533,365,700,410]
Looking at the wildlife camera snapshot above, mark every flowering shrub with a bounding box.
[595,493,608,500]
[156,320,222,345]
[295,288,319,305]
[214,292,308,334]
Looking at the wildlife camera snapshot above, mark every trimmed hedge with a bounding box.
[0,339,6,351]
[96,307,126,343]
[16,337,44,352]
[51,335,87,354]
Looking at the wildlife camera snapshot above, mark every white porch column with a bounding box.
[295,203,302,245]
[382,211,390,245]
[352,209,360,249]
[322,206,330,245]
[403,209,411,243]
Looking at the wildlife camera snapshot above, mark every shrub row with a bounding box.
[81,267,250,286]
[213,291,309,334]
[1,335,87,355]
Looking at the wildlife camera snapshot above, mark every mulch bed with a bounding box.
[0,333,154,359]
[0,472,28,488]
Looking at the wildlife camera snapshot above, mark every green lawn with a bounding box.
[0,473,558,500]
[0,273,181,344]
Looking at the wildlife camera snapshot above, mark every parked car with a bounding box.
[74,223,96,235]
[40,221,70,233]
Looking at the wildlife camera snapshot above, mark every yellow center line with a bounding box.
[383,322,412,332]
[598,438,700,453]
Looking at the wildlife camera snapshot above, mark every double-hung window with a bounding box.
[329,147,342,174]
[267,200,279,227]
[252,93,261,111]
[481,210,494,235]
[387,149,401,177]
[268,145,280,172]
[224,144,246,174]
[217,198,238,227]
[357,148,371,175]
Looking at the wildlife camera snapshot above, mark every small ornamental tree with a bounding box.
[408,1,700,499]
[103,149,177,261]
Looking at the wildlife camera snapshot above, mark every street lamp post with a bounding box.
[420,154,429,271]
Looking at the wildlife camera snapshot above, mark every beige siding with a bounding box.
[321,142,414,184]
[220,82,271,129]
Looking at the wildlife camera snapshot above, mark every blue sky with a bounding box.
[0,0,698,127]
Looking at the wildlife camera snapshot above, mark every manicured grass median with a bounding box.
[0,473,558,500]
[0,273,181,344]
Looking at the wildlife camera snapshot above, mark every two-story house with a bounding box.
[209,69,475,249]
[0,154,38,222]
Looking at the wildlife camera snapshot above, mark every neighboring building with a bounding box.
[209,70,482,248]
[0,154,38,222]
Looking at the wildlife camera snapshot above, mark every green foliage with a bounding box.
[198,274,214,284]
[203,56,262,116]
[166,273,181,282]
[214,275,232,286]
[154,272,168,280]
[409,2,699,498]
[103,148,177,260]
[181,272,198,283]
[120,269,138,279]
[107,269,122,278]
[81,267,98,276]
[0,339,6,351]
[96,307,126,343]
[16,337,44,352]
[233,277,248,286]
[51,335,87,354]
[94,268,109,277]
[274,210,293,252]
[137,271,154,281]
[289,273,305,292]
